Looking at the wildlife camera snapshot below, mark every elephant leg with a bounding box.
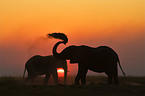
[105,72,113,85]
[108,75,113,85]
[75,72,81,85]
[52,69,58,84]
[80,68,88,85]
[80,72,87,85]
[44,73,51,84]
[114,75,119,85]
[64,70,67,85]
[113,68,119,85]
[75,64,88,85]
[27,73,35,83]
[75,64,82,85]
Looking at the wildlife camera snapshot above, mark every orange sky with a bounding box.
[0,0,145,76]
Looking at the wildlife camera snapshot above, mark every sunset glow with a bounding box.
[57,68,64,73]
[0,0,144,76]
[57,68,64,77]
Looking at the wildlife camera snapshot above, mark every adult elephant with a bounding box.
[48,33,126,85]
[23,55,67,84]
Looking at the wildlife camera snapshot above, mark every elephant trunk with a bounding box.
[53,41,65,59]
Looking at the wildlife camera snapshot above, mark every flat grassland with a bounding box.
[0,76,144,96]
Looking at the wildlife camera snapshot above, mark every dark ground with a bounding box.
[0,76,145,96]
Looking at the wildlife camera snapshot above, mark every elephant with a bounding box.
[23,55,67,84]
[48,33,126,85]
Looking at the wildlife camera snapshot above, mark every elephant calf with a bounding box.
[23,55,67,84]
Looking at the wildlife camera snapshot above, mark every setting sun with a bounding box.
[57,68,64,73]
[57,68,64,77]
[0,0,144,77]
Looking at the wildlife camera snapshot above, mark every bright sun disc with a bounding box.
[57,68,64,73]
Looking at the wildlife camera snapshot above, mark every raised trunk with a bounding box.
[53,41,65,59]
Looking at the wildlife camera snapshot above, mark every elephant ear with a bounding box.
[69,51,84,64]
[70,56,80,64]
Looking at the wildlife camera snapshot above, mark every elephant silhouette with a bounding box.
[48,33,126,85]
[23,55,67,84]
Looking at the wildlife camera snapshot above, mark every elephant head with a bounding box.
[53,41,86,63]
[48,33,85,63]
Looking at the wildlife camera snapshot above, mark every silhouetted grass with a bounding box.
[0,76,144,96]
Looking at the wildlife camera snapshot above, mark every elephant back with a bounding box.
[96,46,119,62]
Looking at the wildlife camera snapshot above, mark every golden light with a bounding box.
[57,68,64,73]
[57,68,64,77]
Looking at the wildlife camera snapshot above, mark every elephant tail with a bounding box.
[23,67,26,78]
[118,60,126,76]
